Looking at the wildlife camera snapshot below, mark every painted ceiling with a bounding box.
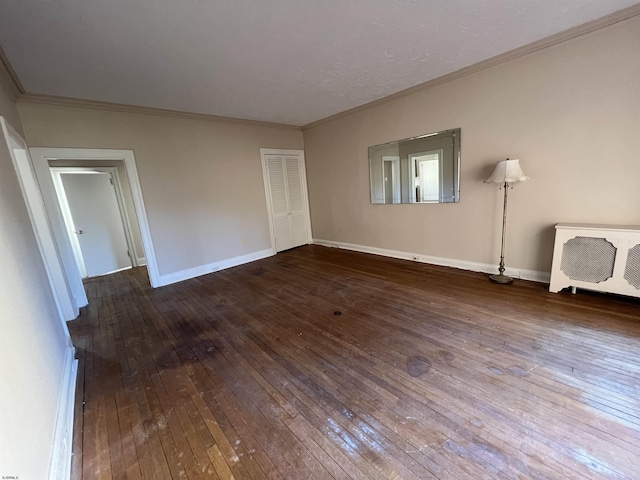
[1,0,637,126]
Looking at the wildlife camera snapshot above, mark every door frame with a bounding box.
[259,148,312,254]
[0,117,77,324]
[381,155,401,204]
[50,167,138,278]
[409,149,444,203]
[29,148,160,298]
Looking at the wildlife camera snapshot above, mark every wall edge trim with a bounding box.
[17,94,302,130]
[157,248,275,287]
[48,346,78,480]
[313,239,551,284]
[0,44,25,96]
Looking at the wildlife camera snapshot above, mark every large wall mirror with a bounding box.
[369,128,460,204]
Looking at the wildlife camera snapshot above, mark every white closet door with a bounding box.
[266,155,293,251]
[285,156,308,247]
[263,150,311,253]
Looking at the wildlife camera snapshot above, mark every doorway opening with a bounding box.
[26,148,159,319]
[50,166,146,278]
[409,149,443,203]
[381,155,401,204]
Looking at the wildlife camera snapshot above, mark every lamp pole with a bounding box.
[490,181,512,283]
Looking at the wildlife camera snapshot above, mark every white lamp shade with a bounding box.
[484,159,530,184]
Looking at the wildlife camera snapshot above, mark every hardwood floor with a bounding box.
[68,245,640,479]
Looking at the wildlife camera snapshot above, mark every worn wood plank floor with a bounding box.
[68,245,640,479]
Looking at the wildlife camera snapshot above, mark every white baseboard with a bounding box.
[136,256,147,266]
[66,305,81,321]
[313,238,550,283]
[49,346,78,480]
[157,248,275,287]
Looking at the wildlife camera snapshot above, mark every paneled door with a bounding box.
[261,149,311,252]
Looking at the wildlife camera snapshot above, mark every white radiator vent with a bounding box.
[560,237,616,284]
[624,244,640,290]
[550,224,640,298]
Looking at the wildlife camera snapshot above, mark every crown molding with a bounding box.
[0,44,25,97]
[302,4,640,131]
[6,3,639,131]
[17,93,302,130]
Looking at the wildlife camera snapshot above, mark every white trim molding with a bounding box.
[18,93,301,130]
[302,4,640,131]
[29,148,161,290]
[1,118,79,323]
[48,346,78,480]
[157,248,274,287]
[313,238,550,283]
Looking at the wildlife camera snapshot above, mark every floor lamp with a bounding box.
[484,158,529,284]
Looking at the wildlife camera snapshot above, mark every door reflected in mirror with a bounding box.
[369,128,460,204]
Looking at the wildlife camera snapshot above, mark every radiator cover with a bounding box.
[549,223,640,298]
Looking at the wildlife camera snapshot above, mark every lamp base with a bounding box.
[489,273,513,284]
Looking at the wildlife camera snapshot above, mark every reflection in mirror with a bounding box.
[369,128,460,204]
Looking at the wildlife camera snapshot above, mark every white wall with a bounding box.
[0,64,74,479]
[303,15,640,277]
